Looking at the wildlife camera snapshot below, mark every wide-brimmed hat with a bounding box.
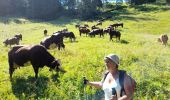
[105,54,120,66]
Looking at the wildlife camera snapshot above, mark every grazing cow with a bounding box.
[84,24,89,27]
[110,23,123,29]
[14,34,22,40]
[109,29,121,41]
[3,37,20,46]
[96,21,102,26]
[158,34,168,46]
[103,28,110,35]
[44,29,48,36]
[61,28,68,32]
[91,25,100,30]
[40,32,65,50]
[8,45,65,79]
[89,29,104,37]
[60,31,76,42]
[79,27,90,36]
[75,24,80,28]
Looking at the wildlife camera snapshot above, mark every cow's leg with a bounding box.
[58,44,61,50]
[70,37,72,42]
[110,35,112,41]
[8,55,14,80]
[9,67,14,80]
[33,66,39,79]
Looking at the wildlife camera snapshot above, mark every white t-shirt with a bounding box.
[102,74,121,100]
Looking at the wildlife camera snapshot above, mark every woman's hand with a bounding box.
[110,95,117,100]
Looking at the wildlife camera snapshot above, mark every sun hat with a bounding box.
[104,54,120,66]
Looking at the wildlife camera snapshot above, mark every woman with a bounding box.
[85,54,135,100]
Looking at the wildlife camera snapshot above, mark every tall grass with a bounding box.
[0,4,170,99]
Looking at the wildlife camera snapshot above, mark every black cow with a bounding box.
[103,28,110,35]
[84,24,89,27]
[110,23,123,29]
[8,45,65,79]
[60,31,76,42]
[109,29,121,41]
[89,29,104,37]
[40,32,65,50]
[79,28,90,36]
[3,37,20,46]
[96,21,102,26]
[91,25,99,30]
[75,24,80,28]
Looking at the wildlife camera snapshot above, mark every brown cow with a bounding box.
[14,34,22,40]
[158,34,168,46]
[44,29,48,36]
[8,44,65,79]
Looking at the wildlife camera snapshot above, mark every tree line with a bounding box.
[0,0,169,20]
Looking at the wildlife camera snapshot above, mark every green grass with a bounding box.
[0,4,170,99]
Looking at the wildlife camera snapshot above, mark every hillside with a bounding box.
[0,4,170,99]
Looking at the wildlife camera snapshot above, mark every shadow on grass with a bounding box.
[11,76,49,99]
[120,39,129,44]
[133,4,170,12]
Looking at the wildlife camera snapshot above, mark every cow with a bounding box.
[103,28,111,35]
[61,28,68,32]
[91,25,100,30]
[40,32,65,50]
[84,24,89,27]
[158,34,168,46]
[3,37,20,46]
[14,34,22,40]
[44,29,48,36]
[60,31,76,42]
[110,23,123,29]
[96,21,102,26]
[8,45,65,79]
[89,29,104,38]
[108,29,121,41]
[79,27,90,36]
[75,24,80,28]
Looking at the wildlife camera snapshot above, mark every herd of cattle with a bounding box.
[2,21,169,80]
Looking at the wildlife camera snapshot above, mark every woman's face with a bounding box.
[104,58,117,70]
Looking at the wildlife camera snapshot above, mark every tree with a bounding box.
[0,0,11,16]
[76,0,103,19]
[27,0,63,19]
[92,0,103,8]
[63,0,76,10]
[166,0,170,3]
[11,0,28,16]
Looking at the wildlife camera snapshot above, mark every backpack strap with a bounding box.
[103,71,109,82]
[119,70,126,97]
[102,70,126,97]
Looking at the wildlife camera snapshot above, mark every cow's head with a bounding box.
[49,59,66,73]
[3,39,8,46]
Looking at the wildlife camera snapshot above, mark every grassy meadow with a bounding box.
[0,4,170,100]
